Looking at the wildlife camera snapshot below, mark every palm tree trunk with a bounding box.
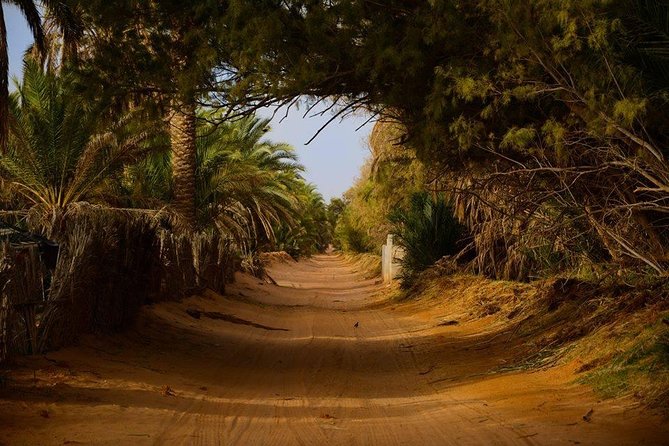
[169,97,197,228]
[0,6,8,154]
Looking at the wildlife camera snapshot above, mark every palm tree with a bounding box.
[389,192,463,286]
[0,0,82,153]
[196,114,303,239]
[125,112,305,242]
[274,183,332,258]
[121,109,335,259]
[0,61,157,234]
[53,2,230,228]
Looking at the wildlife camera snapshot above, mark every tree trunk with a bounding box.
[169,98,197,228]
[0,6,8,154]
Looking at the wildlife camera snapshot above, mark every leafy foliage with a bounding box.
[0,0,84,152]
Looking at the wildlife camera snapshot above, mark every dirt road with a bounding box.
[0,255,667,445]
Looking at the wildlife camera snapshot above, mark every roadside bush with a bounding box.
[390,193,464,286]
[335,211,375,253]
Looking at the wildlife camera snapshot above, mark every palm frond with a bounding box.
[0,61,161,231]
[621,0,669,93]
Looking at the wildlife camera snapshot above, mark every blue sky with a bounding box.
[5,5,370,201]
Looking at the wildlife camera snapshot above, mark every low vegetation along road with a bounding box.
[1,255,667,445]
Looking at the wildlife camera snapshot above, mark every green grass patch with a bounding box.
[580,313,669,407]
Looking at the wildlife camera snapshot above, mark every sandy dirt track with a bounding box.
[0,254,667,445]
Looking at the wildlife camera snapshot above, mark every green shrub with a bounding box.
[334,213,374,253]
[390,192,463,285]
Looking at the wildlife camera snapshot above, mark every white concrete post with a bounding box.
[382,234,394,283]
